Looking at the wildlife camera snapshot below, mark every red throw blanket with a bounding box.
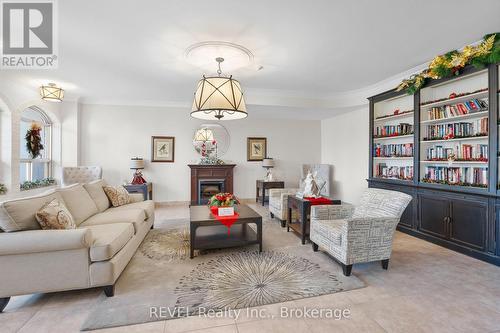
[303,197,333,205]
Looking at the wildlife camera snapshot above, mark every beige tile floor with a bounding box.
[2,202,500,333]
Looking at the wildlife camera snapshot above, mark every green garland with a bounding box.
[397,33,500,95]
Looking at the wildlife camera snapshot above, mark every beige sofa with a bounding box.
[0,180,154,312]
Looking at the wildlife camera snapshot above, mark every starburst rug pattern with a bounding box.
[81,209,365,331]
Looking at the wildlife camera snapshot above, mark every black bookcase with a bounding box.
[368,63,500,265]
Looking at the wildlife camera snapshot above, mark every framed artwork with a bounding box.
[151,136,175,162]
[247,137,267,161]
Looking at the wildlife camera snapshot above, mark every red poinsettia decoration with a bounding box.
[208,192,239,207]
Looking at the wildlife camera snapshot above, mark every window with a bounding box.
[19,107,52,186]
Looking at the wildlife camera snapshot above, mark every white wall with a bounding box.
[321,107,369,205]
[80,104,322,202]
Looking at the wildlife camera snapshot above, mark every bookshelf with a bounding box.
[368,64,500,266]
[419,69,489,189]
[371,93,414,182]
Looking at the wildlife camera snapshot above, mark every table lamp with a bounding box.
[262,158,275,181]
[130,157,146,184]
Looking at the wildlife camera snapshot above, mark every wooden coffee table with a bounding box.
[189,204,263,258]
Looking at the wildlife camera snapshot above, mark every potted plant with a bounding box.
[208,192,239,216]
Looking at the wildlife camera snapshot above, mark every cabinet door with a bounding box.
[450,199,487,251]
[418,194,449,239]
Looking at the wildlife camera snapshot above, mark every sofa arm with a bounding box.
[311,203,354,221]
[0,229,92,256]
[129,193,144,203]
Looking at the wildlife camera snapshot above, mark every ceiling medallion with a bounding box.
[191,57,247,120]
[184,41,254,72]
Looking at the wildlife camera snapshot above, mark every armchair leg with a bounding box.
[341,264,353,276]
[280,219,286,228]
[312,242,319,252]
[381,259,389,270]
[0,297,10,312]
[103,285,115,297]
[270,212,274,218]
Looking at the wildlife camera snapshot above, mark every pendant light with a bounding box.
[191,57,247,120]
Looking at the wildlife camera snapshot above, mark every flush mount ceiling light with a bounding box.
[191,57,247,120]
[40,83,64,102]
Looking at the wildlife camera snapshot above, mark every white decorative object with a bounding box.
[299,170,325,198]
[262,158,275,181]
[217,206,235,216]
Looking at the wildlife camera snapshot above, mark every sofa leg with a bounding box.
[381,259,389,270]
[151,224,154,230]
[103,285,115,297]
[341,264,353,276]
[312,242,319,252]
[0,297,10,312]
[270,212,274,218]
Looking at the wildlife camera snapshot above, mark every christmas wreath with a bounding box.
[25,123,44,159]
[397,33,500,95]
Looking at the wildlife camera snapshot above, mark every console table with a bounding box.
[123,183,153,200]
[287,196,341,244]
[256,180,285,206]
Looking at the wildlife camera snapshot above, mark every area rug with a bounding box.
[81,210,365,330]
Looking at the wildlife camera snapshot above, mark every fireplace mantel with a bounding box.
[188,164,236,205]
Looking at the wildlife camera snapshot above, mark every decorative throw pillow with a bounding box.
[35,198,76,230]
[103,186,131,207]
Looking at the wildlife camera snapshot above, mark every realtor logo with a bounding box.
[1,0,58,68]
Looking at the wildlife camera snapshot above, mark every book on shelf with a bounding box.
[423,166,487,187]
[425,144,488,161]
[423,118,488,140]
[374,123,413,138]
[375,163,413,180]
[374,143,413,157]
[427,98,488,120]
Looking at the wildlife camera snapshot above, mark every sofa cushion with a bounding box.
[79,208,146,234]
[57,184,99,225]
[108,200,154,220]
[314,219,343,247]
[84,180,109,213]
[0,190,63,232]
[103,186,131,207]
[35,198,76,230]
[83,223,134,262]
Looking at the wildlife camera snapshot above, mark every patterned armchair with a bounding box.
[310,188,412,276]
[269,188,299,227]
[269,164,331,227]
[62,166,102,186]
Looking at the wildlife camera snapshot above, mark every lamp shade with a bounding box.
[262,158,274,168]
[194,127,215,142]
[130,158,145,170]
[191,76,247,120]
[40,83,64,102]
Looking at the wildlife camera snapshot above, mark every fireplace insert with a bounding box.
[198,179,225,205]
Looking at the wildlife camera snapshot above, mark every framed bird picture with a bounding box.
[247,137,267,161]
[151,136,175,162]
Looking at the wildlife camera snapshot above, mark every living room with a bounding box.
[1,1,500,332]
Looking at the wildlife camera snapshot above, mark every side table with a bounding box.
[287,196,341,244]
[124,183,153,201]
[256,180,285,206]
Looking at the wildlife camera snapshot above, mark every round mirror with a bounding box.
[193,123,230,158]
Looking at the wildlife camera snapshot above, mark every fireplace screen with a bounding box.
[198,180,225,205]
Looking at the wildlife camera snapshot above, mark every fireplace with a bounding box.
[188,164,235,205]
[198,179,225,205]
